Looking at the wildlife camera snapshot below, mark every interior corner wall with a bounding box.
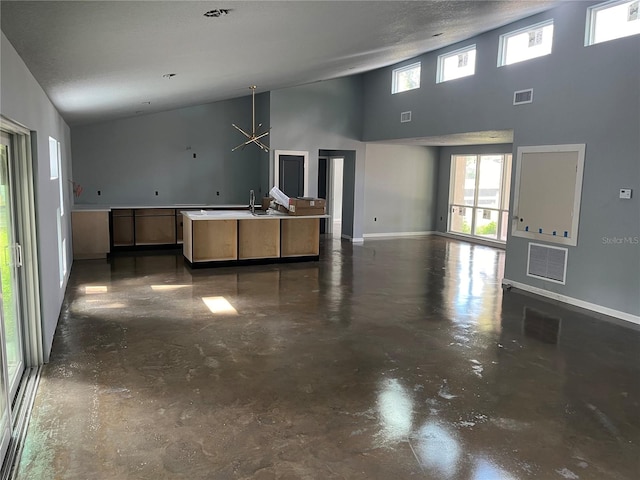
[269,77,366,240]
[71,94,267,206]
[361,2,640,318]
[1,32,73,361]
[435,144,514,233]
[363,143,438,236]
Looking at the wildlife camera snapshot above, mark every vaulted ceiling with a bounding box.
[1,1,560,127]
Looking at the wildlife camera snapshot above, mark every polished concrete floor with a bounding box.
[16,236,640,479]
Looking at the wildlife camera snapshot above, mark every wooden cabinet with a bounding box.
[176,213,184,244]
[183,213,323,266]
[134,209,176,245]
[281,218,320,257]
[111,208,179,248]
[238,218,280,259]
[192,219,238,261]
[112,209,134,246]
[71,211,110,259]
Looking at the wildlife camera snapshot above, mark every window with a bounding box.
[498,20,554,66]
[392,62,421,94]
[437,45,476,83]
[448,154,512,242]
[56,208,64,286]
[49,136,58,179]
[586,0,640,45]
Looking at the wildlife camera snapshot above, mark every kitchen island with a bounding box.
[182,210,327,267]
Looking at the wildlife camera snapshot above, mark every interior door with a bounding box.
[279,155,304,198]
[0,135,24,401]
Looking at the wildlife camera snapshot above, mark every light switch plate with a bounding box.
[619,188,632,199]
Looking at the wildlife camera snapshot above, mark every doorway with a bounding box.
[318,156,344,238]
[0,133,25,399]
[274,150,309,198]
[0,119,44,475]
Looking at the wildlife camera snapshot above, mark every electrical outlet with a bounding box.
[155,191,158,196]
[619,188,632,199]
[97,190,101,196]
[216,191,220,196]
[193,153,196,158]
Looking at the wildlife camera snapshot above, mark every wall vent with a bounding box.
[400,111,412,123]
[527,242,568,284]
[513,88,533,105]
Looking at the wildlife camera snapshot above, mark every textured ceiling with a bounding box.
[1,1,560,127]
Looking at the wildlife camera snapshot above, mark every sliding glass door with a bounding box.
[0,142,16,462]
[449,154,512,242]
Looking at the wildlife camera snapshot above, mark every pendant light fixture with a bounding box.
[232,85,270,153]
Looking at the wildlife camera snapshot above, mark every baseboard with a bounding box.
[340,234,364,244]
[363,231,435,239]
[502,278,640,326]
[435,232,506,250]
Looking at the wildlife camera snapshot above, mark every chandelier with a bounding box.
[232,85,270,153]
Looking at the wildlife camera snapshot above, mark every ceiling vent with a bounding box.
[527,242,567,284]
[400,111,412,123]
[513,88,533,105]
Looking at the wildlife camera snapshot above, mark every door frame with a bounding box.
[273,150,309,197]
[0,116,44,368]
[326,156,345,237]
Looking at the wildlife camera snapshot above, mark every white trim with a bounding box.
[340,234,364,243]
[513,88,534,105]
[511,144,585,247]
[0,116,44,366]
[585,0,640,46]
[526,242,568,284]
[363,231,435,239]
[502,278,640,326]
[436,44,476,83]
[497,18,554,67]
[392,61,421,94]
[273,150,309,197]
[436,231,506,250]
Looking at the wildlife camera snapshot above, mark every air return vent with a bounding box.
[400,111,412,123]
[513,88,533,105]
[527,242,567,284]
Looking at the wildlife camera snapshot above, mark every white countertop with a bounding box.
[72,204,248,212]
[182,209,329,220]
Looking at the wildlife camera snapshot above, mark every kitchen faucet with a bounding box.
[249,189,255,214]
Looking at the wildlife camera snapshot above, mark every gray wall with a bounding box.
[364,144,438,235]
[362,2,640,317]
[435,144,514,233]
[72,94,269,206]
[1,32,73,360]
[270,77,367,240]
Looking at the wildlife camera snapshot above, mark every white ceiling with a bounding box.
[1,1,560,127]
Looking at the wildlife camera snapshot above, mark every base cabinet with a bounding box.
[184,215,321,266]
[193,220,238,262]
[72,211,110,259]
[111,208,178,249]
[238,219,280,259]
[281,219,320,257]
